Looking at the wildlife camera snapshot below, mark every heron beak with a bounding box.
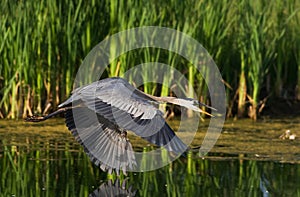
[196,101,217,111]
[200,109,214,117]
[194,100,216,117]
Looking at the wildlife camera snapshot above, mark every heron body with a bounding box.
[26,77,213,174]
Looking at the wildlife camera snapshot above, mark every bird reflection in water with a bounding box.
[89,179,136,197]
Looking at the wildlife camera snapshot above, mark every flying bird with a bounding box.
[26,77,215,174]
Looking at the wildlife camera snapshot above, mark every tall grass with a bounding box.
[0,142,99,196]
[0,0,299,119]
[2,142,300,195]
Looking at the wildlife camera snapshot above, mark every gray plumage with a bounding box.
[26,77,214,174]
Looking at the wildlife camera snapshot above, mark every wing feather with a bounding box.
[82,99,187,154]
[61,77,187,155]
[65,106,136,174]
[59,77,160,120]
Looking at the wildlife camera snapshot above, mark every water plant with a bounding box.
[0,0,299,120]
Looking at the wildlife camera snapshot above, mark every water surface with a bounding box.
[0,117,299,196]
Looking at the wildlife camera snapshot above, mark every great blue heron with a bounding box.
[26,77,214,174]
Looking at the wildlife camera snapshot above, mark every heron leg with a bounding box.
[25,106,73,122]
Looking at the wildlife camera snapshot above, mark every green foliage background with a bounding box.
[0,0,299,119]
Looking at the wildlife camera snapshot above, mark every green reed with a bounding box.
[1,139,300,196]
[0,142,98,196]
[0,0,299,119]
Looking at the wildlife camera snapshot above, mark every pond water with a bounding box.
[0,117,299,196]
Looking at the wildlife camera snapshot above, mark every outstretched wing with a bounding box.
[60,77,188,154]
[90,98,188,154]
[59,77,159,119]
[65,105,136,175]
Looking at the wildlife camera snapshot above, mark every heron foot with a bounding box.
[25,115,45,122]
